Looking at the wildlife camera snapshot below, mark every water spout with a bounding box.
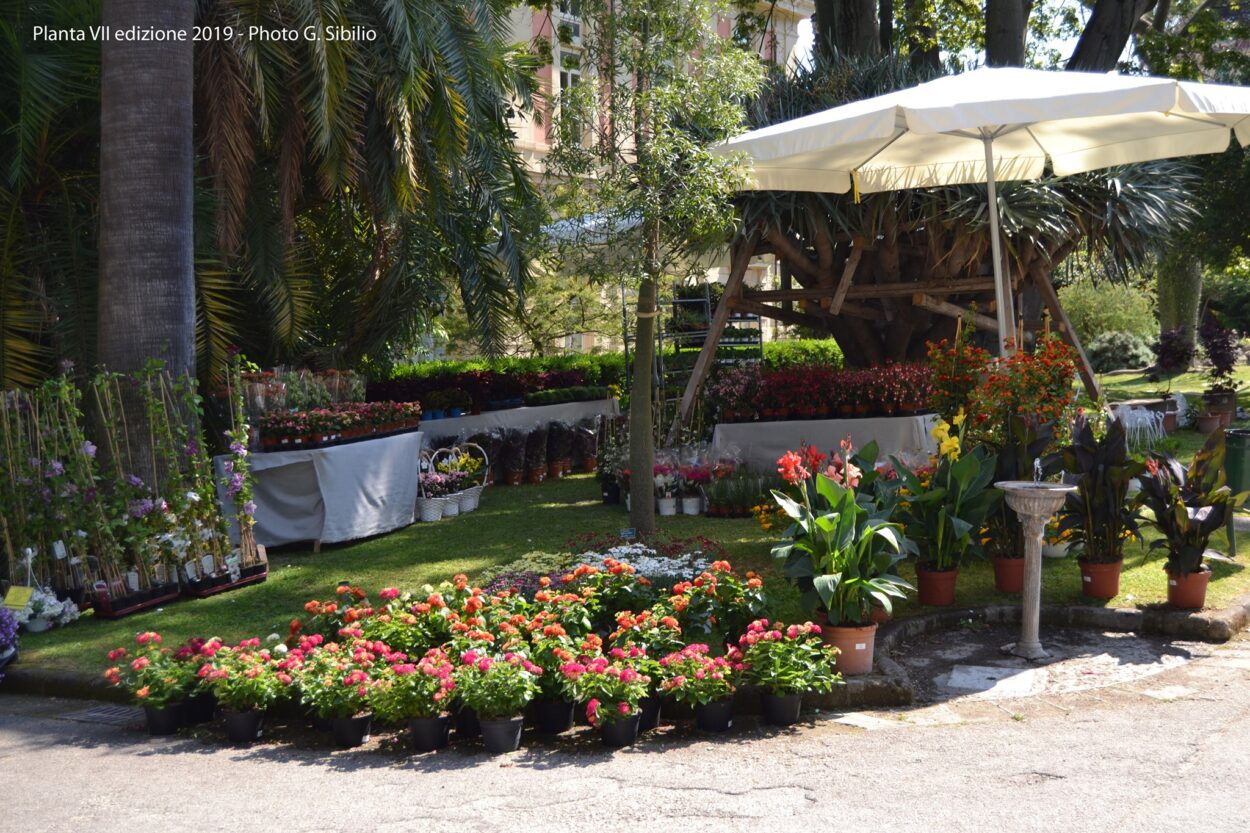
[1033,458,1043,483]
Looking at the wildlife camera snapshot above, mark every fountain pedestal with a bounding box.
[994,481,1077,662]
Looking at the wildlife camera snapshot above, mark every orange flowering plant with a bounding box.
[103,631,197,708]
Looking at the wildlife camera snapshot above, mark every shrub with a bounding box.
[762,338,843,369]
[1153,326,1196,372]
[1204,258,1250,334]
[1199,318,1240,390]
[1058,281,1157,343]
[1086,331,1153,373]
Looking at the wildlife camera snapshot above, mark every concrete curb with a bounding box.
[3,593,1246,712]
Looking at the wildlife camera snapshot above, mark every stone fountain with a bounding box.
[995,462,1077,661]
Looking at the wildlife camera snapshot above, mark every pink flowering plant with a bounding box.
[561,649,652,726]
[294,636,387,719]
[657,644,738,706]
[198,638,291,711]
[726,620,841,696]
[454,649,542,718]
[368,648,458,721]
[102,631,196,708]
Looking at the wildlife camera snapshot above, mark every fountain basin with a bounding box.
[995,481,1076,518]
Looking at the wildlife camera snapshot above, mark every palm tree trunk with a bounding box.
[1157,248,1202,356]
[98,0,196,475]
[629,267,658,536]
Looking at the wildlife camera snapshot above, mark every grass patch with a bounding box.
[16,474,1250,676]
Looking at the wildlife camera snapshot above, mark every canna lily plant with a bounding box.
[770,445,915,626]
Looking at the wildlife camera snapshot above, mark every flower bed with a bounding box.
[102,554,838,750]
[706,363,934,424]
[256,401,422,451]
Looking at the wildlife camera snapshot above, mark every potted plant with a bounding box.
[1199,319,1239,427]
[729,619,841,726]
[199,638,290,742]
[679,465,710,515]
[654,464,679,515]
[771,445,914,674]
[14,588,80,633]
[455,649,541,754]
[524,424,549,484]
[658,644,737,732]
[103,632,196,735]
[0,608,20,677]
[500,428,527,486]
[368,648,458,752]
[1057,418,1144,599]
[1136,430,1247,609]
[295,638,380,747]
[562,650,653,747]
[526,632,580,735]
[607,611,684,732]
[547,421,574,478]
[895,413,1001,604]
[574,423,599,473]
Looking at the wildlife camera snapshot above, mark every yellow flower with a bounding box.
[930,421,951,444]
[953,409,966,427]
[939,436,961,459]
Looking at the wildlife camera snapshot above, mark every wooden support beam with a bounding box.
[912,293,999,332]
[828,238,863,315]
[730,297,833,330]
[1031,270,1102,401]
[668,231,760,443]
[779,262,793,315]
[744,278,996,304]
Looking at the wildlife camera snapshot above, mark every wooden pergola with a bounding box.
[668,218,1100,440]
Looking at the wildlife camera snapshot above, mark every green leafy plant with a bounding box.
[1136,430,1248,576]
[728,619,841,696]
[1057,418,1144,565]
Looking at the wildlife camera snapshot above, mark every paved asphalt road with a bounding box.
[3,634,1249,833]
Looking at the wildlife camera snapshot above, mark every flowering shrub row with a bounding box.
[706,363,934,423]
[257,401,422,448]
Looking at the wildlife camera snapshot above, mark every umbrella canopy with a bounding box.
[716,68,1250,352]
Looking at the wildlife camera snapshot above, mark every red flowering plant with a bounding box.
[567,558,655,631]
[103,632,196,708]
[560,649,652,726]
[454,648,542,719]
[927,328,992,422]
[656,560,767,645]
[657,644,739,706]
[726,620,840,696]
[198,638,292,712]
[525,623,583,701]
[368,648,459,722]
[679,464,712,497]
[294,635,389,719]
[608,609,685,661]
[533,572,597,636]
[967,334,1078,444]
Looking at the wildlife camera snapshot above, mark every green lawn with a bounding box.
[16,473,1250,676]
[1100,365,1250,407]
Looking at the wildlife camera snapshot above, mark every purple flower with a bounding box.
[222,460,234,474]
[81,441,97,458]
[242,500,257,517]
[184,439,201,457]
[27,456,40,469]
[45,460,65,477]
[83,487,97,504]
[126,474,144,488]
[229,441,248,457]
[226,471,245,497]
[128,498,155,519]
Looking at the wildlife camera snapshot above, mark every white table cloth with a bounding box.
[712,415,939,473]
[418,399,619,444]
[215,431,423,548]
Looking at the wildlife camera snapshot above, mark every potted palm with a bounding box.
[770,446,914,675]
[894,415,1000,605]
[368,648,458,752]
[1136,430,1247,609]
[455,649,541,754]
[1057,418,1143,599]
[728,619,841,726]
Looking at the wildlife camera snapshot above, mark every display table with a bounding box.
[712,414,939,473]
[418,399,619,444]
[215,431,423,549]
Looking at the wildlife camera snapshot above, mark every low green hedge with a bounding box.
[524,386,613,406]
[386,353,626,387]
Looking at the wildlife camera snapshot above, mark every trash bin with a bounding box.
[1223,429,1250,558]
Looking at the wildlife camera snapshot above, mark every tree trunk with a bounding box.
[903,0,940,73]
[985,0,1030,66]
[98,0,196,474]
[814,0,881,61]
[1157,249,1202,354]
[1066,0,1154,71]
[629,270,657,536]
[879,0,894,54]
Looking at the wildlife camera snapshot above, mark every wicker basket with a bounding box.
[416,496,445,523]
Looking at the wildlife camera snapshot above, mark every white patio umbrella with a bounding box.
[715,67,1250,353]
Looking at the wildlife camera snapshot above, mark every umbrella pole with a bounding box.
[983,134,1016,356]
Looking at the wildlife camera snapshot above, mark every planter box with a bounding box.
[181,564,269,599]
[93,582,182,620]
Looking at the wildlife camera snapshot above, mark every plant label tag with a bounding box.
[185,560,199,581]
[201,555,215,574]
[855,643,867,651]
[68,557,81,566]
[1082,575,1091,583]
[1169,579,1177,586]
[619,528,637,540]
[52,540,68,560]
[2,586,33,611]
[93,580,109,594]
[125,571,140,592]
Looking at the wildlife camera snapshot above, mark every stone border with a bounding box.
[4,593,1247,712]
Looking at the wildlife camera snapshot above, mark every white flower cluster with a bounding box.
[15,588,81,628]
[576,542,712,582]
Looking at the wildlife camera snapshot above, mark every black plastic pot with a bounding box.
[330,713,373,748]
[184,692,217,725]
[600,713,642,748]
[760,692,803,727]
[408,715,451,752]
[480,715,525,754]
[601,481,621,505]
[532,698,574,734]
[638,696,661,732]
[694,698,734,733]
[224,709,266,742]
[143,702,186,736]
[455,706,481,739]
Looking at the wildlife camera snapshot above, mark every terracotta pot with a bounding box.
[581,458,598,474]
[1162,411,1178,433]
[504,469,524,486]
[992,557,1025,594]
[1197,413,1223,434]
[869,603,892,625]
[821,622,878,676]
[1220,410,1233,428]
[526,466,546,484]
[547,462,563,480]
[1079,560,1122,599]
[1167,566,1210,609]
[916,564,959,606]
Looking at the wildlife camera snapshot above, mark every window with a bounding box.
[559,50,581,93]
[559,0,581,42]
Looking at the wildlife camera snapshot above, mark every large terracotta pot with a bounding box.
[1167,566,1210,609]
[916,564,959,606]
[1080,560,1123,599]
[991,557,1025,593]
[821,622,878,676]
